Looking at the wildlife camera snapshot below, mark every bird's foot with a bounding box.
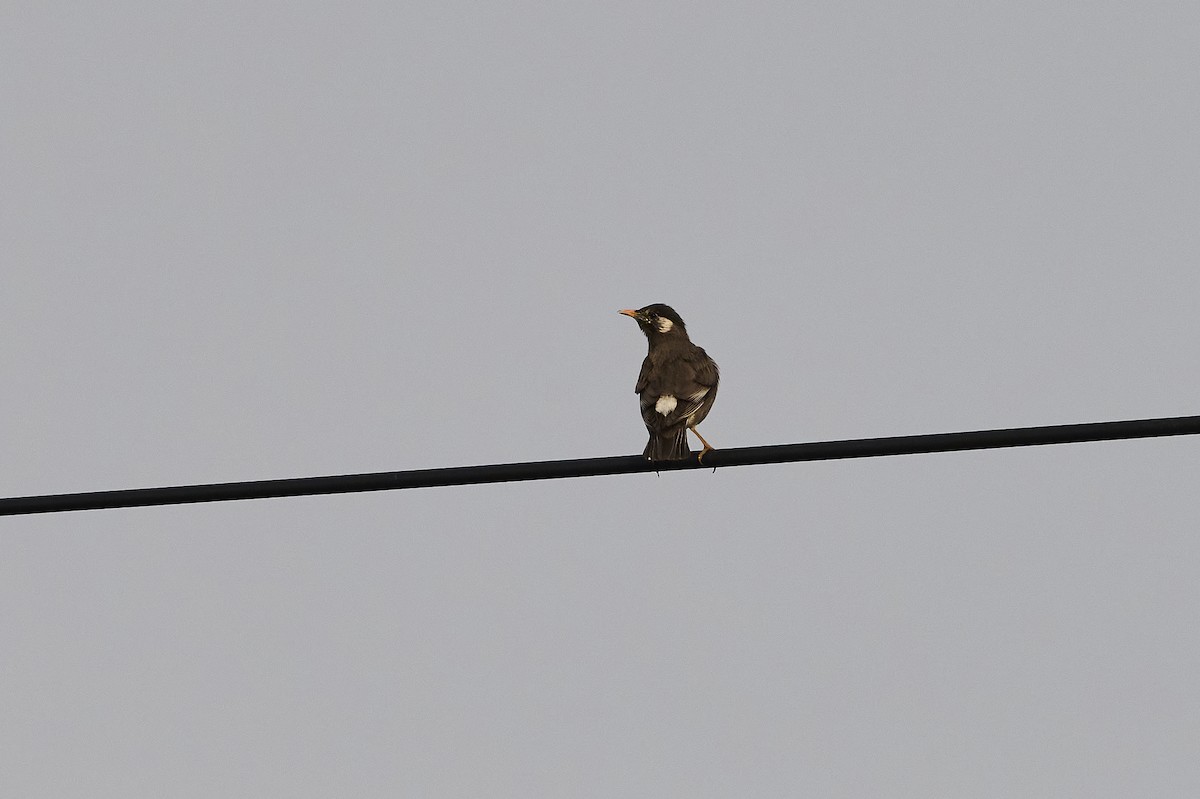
[690,425,715,466]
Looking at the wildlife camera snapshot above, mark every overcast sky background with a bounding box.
[3,2,1200,796]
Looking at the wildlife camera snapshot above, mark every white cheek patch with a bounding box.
[655,395,677,416]
[656,317,674,333]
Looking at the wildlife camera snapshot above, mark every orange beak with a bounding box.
[618,309,640,319]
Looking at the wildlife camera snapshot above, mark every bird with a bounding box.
[619,304,719,462]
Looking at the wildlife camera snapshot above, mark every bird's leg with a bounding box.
[690,426,715,464]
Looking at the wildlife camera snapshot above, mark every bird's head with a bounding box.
[619,304,687,337]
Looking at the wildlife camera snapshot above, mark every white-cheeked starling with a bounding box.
[619,304,719,461]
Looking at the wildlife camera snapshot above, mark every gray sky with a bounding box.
[3,2,1200,795]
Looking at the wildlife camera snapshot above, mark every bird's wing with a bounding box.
[634,356,651,394]
[687,347,719,387]
[669,348,719,425]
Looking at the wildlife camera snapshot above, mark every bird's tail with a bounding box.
[644,427,690,461]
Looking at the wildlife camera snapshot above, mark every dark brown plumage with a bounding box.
[619,304,719,461]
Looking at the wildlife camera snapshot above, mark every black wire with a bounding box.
[3,414,1199,516]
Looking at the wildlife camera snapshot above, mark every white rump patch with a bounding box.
[655,394,678,416]
[655,317,674,333]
